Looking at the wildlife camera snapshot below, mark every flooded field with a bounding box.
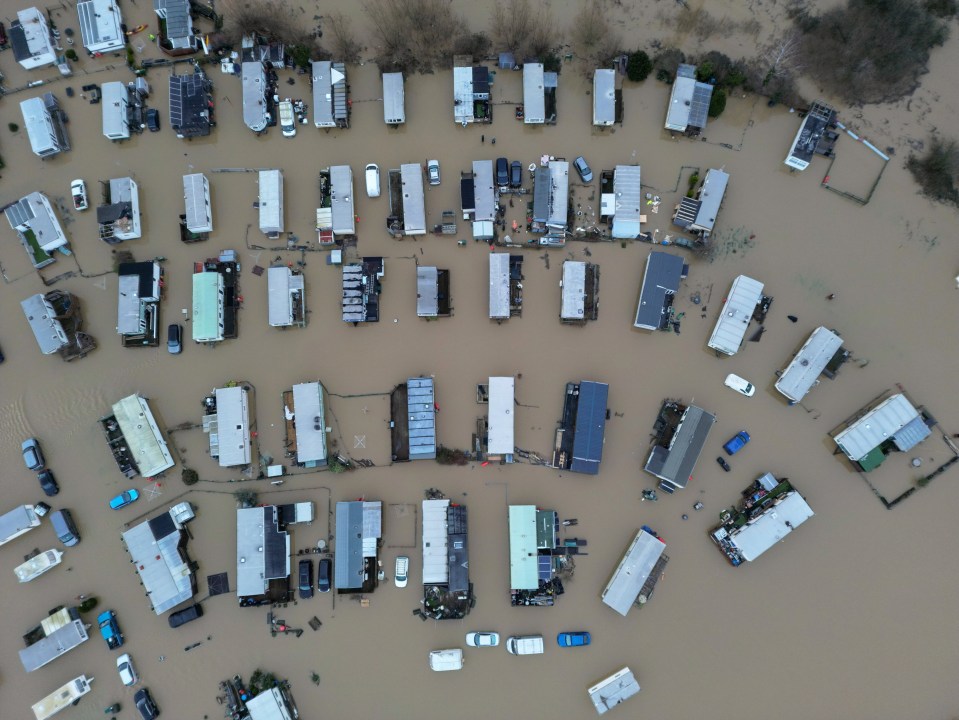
[1,1,959,719]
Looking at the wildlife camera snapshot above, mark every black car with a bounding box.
[495,157,509,187]
[298,559,314,599]
[145,108,160,132]
[134,688,160,720]
[168,603,203,628]
[509,161,523,188]
[717,456,731,472]
[167,324,182,355]
[318,557,332,593]
[37,469,59,496]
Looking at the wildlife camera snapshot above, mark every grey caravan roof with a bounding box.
[532,169,551,223]
[21,94,69,157]
[692,168,729,232]
[489,252,510,319]
[665,64,713,131]
[570,381,608,475]
[400,164,426,234]
[453,65,474,123]
[291,382,327,464]
[548,161,570,230]
[834,394,928,462]
[77,0,125,53]
[407,377,437,460]
[19,614,89,672]
[634,251,686,330]
[706,275,764,356]
[593,69,615,125]
[169,72,212,138]
[20,293,67,354]
[117,272,145,334]
[561,261,586,320]
[473,160,496,222]
[611,165,642,239]
[329,165,355,235]
[183,173,212,233]
[644,405,715,489]
[417,266,439,317]
[601,529,667,616]
[729,490,814,562]
[589,667,641,715]
[312,61,337,127]
[382,72,405,124]
[335,501,364,588]
[154,0,193,49]
[6,192,67,252]
[242,62,268,132]
[775,326,844,402]
[101,81,130,139]
[122,511,194,613]
[524,63,546,124]
[236,506,290,597]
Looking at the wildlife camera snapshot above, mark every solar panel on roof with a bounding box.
[538,554,552,581]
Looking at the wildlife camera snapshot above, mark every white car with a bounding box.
[278,100,296,137]
[365,163,381,197]
[466,631,500,647]
[427,159,441,185]
[724,373,756,397]
[71,179,88,211]
[394,555,409,588]
[117,653,138,686]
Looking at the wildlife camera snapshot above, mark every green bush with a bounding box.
[181,467,199,485]
[65,49,78,61]
[695,61,714,83]
[288,44,312,69]
[708,88,727,118]
[906,137,959,205]
[924,0,958,18]
[8,122,19,132]
[626,50,652,82]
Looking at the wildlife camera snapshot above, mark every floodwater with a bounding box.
[1,1,959,719]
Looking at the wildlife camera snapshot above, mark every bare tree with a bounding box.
[219,0,313,47]
[490,0,533,55]
[570,1,621,70]
[761,31,803,84]
[363,0,468,73]
[327,12,363,64]
[525,2,561,60]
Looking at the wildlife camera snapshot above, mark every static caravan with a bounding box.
[383,72,406,125]
[101,81,131,141]
[258,170,284,237]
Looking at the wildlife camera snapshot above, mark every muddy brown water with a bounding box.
[1,1,959,719]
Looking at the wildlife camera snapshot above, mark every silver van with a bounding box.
[429,648,464,671]
[50,509,80,547]
[506,635,544,655]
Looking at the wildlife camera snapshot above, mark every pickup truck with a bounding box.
[97,610,124,650]
[723,431,751,456]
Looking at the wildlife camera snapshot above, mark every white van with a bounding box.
[429,648,464,671]
[506,635,544,655]
[365,163,381,198]
[278,101,296,138]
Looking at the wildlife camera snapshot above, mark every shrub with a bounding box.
[288,43,312,68]
[695,60,714,83]
[708,88,727,118]
[65,49,78,61]
[652,47,685,83]
[799,0,949,104]
[436,446,469,465]
[626,50,652,81]
[924,0,958,18]
[182,467,199,485]
[906,137,959,205]
[7,122,18,133]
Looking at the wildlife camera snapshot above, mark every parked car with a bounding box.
[723,431,751,456]
[168,603,203,628]
[70,179,89,211]
[117,653,138,686]
[573,156,593,183]
[717,456,731,472]
[278,100,296,137]
[97,609,124,649]
[34,501,51,518]
[145,108,160,132]
[394,555,409,588]
[509,160,523,188]
[22,438,44,471]
[429,648,464,672]
[557,631,591,647]
[37,469,59,496]
[134,688,160,720]
[724,373,756,397]
[365,163,381,197]
[318,557,331,593]
[109,489,139,510]
[495,157,509,186]
[167,324,182,355]
[298,559,314,599]
[506,635,545,655]
[427,159,441,185]
[466,631,500,647]
[50,509,80,546]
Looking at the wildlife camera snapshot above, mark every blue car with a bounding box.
[723,431,751,456]
[109,489,140,510]
[98,610,124,649]
[557,631,591,647]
